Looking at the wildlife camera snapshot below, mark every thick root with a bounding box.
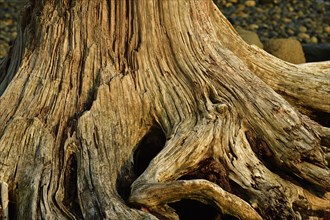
[129,179,263,220]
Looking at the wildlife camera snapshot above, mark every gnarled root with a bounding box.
[129,179,262,220]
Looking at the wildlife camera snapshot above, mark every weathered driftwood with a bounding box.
[0,181,9,219]
[0,0,329,219]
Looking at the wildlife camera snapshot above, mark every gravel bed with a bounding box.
[1,0,329,59]
[0,0,24,58]
[214,0,330,44]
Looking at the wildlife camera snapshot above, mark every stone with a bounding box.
[272,14,281,20]
[237,12,249,18]
[302,44,330,62]
[297,11,305,17]
[249,24,259,30]
[286,28,295,35]
[282,18,291,23]
[315,27,323,34]
[236,27,263,49]
[256,7,265,13]
[245,0,256,7]
[0,43,9,58]
[288,6,294,12]
[310,36,318,44]
[225,2,233,7]
[213,0,329,45]
[298,33,310,40]
[298,26,307,33]
[264,38,306,64]
[236,4,245,11]
[324,26,330,34]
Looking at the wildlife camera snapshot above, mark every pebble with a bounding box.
[298,33,310,40]
[298,26,307,33]
[310,36,318,44]
[286,28,295,35]
[225,2,233,7]
[325,26,330,34]
[245,1,256,7]
[282,18,291,23]
[249,24,259,30]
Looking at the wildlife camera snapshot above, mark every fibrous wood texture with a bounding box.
[0,0,329,219]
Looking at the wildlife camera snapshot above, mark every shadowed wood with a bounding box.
[0,0,329,219]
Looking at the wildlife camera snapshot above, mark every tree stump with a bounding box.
[0,0,329,219]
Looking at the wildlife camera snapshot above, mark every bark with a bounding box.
[0,0,329,219]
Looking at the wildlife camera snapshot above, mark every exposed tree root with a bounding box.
[0,181,9,220]
[0,0,329,219]
[129,179,262,220]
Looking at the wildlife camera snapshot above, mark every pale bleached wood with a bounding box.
[0,0,329,219]
[0,181,9,220]
[129,180,262,220]
[209,7,330,113]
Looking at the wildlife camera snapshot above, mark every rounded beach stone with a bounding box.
[264,38,306,64]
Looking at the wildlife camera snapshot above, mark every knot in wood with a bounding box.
[215,104,228,114]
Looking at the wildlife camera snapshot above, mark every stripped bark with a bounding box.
[0,0,329,219]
